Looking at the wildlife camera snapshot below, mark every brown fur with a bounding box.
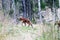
[18,17,33,28]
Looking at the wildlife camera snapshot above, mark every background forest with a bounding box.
[0,0,60,40]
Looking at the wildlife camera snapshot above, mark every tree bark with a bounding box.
[38,0,42,23]
[2,0,10,16]
[22,0,27,18]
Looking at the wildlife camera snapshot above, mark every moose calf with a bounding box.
[18,17,33,28]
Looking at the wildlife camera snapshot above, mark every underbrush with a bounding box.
[0,22,59,40]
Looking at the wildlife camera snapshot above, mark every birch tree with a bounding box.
[38,0,42,23]
[59,0,60,7]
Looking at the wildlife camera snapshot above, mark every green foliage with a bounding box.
[32,17,36,24]
[46,0,59,8]
[35,37,40,40]
[0,23,3,32]
[32,2,38,13]
[41,2,46,10]
[33,7,38,13]
[14,0,19,5]
[9,8,14,16]
[0,22,59,40]
[19,6,23,13]
[55,0,59,8]
[20,26,32,31]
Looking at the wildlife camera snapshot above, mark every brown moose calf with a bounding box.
[18,17,33,28]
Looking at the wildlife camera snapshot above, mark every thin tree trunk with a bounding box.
[59,0,60,7]
[2,0,10,16]
[38,0,42,23]
[22,0,27,18]
[27,0,32,21]
[0,0,2,10]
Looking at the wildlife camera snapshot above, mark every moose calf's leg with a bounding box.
[31,24,33,28]
[28,23,33,28]
[24,23,26,26]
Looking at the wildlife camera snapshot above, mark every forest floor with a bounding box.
[0,10,59,40]
[0,10,43,40]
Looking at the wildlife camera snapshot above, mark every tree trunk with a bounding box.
[22,0,27,18]
[53,0,58,21]
[27,0,32,21]
[12,0,20,24]
[2,0,10,16]
[0,0,2,10]
[38,0,42,23]
[59,0,60,7]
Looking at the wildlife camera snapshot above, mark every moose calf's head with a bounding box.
[17,17,24,21]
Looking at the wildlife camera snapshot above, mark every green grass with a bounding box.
[0,22,60,40]
[0,23,3,32]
